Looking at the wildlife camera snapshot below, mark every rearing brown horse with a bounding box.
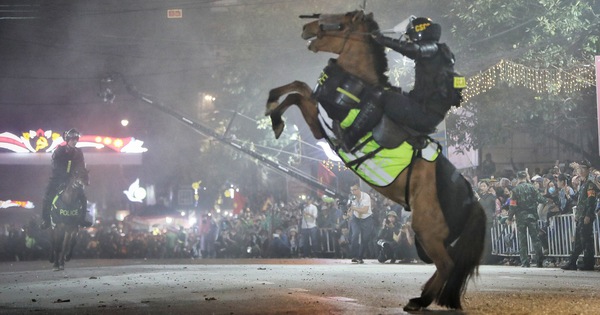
[265,11,485,311]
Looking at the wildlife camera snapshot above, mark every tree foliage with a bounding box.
[441,0,599,159]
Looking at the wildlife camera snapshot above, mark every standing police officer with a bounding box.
[508,170,545,267]
[561,160,598,271]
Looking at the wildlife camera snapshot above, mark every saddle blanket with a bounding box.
[318,104,440,187]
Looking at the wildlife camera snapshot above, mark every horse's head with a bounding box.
[300,10,388,85]
[71,168,90,189]
[301,10,376,54]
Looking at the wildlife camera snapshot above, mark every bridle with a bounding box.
[301,12,376,54]
[68,169,88,191]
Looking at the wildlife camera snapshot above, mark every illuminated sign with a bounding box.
[0,200,34,209]
[124,178,147,203]
[167,9,182,18]
[0,129,147,153]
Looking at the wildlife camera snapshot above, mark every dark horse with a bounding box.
[265,11,486,311]
[49,168,89,271]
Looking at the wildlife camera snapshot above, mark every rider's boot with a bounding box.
[40,213,51,230]
[41,195,52,229]
[40,220,51,230]
[341,92,383,151]
[78,194,92,227]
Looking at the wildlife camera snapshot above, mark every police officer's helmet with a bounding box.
[406,17,441,42]
[63,128,81,142]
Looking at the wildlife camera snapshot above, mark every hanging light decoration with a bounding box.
[461,59,595,103]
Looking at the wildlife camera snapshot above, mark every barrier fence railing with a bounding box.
[491,214,600,259]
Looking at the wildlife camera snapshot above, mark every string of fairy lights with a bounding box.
[322,159,346,172]
[320,59,596,171]
[461,59,595,103]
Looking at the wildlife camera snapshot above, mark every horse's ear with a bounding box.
[366,12,373,20]
[352,10,365,22]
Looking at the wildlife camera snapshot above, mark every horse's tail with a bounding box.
[438,198,486,309]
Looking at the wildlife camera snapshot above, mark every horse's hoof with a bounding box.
[59,265,65,271]
[53,266,60,272]
[272,123,284,139]
[403,298,426,312]
[265,101,278,116]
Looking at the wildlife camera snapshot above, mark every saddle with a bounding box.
[371,115,429,150]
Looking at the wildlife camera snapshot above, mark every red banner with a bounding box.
[233,191,247,215]
[317,162,336,196]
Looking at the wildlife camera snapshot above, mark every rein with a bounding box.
[403,149,419,212]
[317,21,377,54]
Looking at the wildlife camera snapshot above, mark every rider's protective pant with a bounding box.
[381,92,444,134]
[42,182,59,223]
[342,91,443,151]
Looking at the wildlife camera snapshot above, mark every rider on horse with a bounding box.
[41,128,92,229]
[341,17,464,151]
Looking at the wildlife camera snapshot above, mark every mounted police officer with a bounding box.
[561,160,598,271]
[508,170,545,267]
[341,16,463,151]
[41,129,91,229]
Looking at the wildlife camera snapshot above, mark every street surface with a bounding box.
[1,259,599,314]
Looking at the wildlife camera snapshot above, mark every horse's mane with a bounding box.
[360,12,390,86]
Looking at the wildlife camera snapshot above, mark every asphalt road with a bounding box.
[1,259,599,314]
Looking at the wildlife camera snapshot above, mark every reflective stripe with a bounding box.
[340,109,360,128]
[317,101,440,187]
[338,139,411,186]
[67,160,72,173]
[52,194,60,207]
[335,87,360,103]
[318,104,337,140]
[339,139,439,187]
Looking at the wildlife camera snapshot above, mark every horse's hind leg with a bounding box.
[404,162,453,311]
[51,230,62,271]
[65,230,78,262]
[57,230,71,270]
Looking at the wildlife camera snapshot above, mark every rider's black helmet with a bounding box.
[64,128,81,141]
[406,17,441,42]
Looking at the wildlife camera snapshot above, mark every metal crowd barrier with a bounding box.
[319,228,337,254]
[491,214,600,259]
[490,220,519,257]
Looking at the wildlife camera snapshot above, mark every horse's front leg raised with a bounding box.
[50,227,63,271]
[265,81,323,139]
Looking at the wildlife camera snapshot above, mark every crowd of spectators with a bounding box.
[473,156,600,267]
[3,157,598,267]
[0,190,419,263]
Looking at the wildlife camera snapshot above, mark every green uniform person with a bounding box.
[561,160,598,271]
[508,170,545,267]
